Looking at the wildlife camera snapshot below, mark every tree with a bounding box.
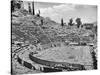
[61,18,64,27]
[76,18,82,28]
[11,0,22,12]
[68,18,73,26]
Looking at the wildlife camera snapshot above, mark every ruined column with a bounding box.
[28,3,32,14]
[32,1,35,15]
[20,1,24,10]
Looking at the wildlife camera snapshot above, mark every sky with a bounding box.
[23,1,97,23]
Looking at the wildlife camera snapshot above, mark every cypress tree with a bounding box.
[68,18,73,26]
[76,18,82,28]
[41,19,43,25]
[61,18,64,27]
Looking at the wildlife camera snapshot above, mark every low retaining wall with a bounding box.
[17,56,62,72]
[15,44,63,72]
[42,67,62,72]
[29,52,85,70]
[17,56,36,70]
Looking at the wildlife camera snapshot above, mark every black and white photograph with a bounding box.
[11,0,97,74]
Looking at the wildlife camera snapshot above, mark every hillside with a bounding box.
[11,1,97,74]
